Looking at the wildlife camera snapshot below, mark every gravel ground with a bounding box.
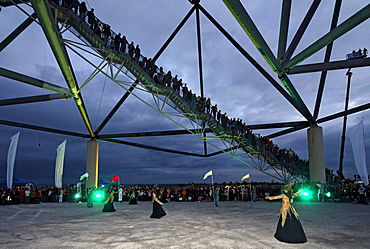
[1,200,369,249]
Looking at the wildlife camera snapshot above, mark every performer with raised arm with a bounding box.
[150,187,166,219]
[102,189,117,212]
[265,183,307,243]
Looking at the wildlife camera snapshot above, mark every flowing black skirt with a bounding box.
[102,201,116,212]
[128,196,137,205]
[150,202,166,219]
[274,214,307,243]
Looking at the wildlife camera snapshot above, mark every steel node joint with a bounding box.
[74,96,82,105]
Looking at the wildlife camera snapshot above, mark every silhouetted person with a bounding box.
[114,33,121,51]
[79,2,87,21]
[87,8,96,30]
[211,104,217,119]
[134,45,141,62]
[120,36,127,53]
[128,42,135,58]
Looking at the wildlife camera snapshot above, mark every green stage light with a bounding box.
[93,191,104,201]
[75,193,81,199]
[301,189,312,199]
[325,192,331,197]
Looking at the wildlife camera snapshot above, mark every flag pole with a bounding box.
[211,173,215,201]
[249,177,252,202]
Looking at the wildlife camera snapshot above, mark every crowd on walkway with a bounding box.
[49,0,308,172]
[2,179,369,206]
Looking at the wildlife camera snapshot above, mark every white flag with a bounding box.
[241,174,250,181]
[203,170,213,180]
[348,120,368,185]
[80,172,89,181]
[55,140,67,188]
[7,132,20,189]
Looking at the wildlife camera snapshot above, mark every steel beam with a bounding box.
[248,121,309,130]
[0,94,69,106]
[285,0,321,61]
[100,138,206,157]
[277,0,291,64]
[314,0,342,119]
[288,57,370,74]
[0,0,30,6]
[267,102,370,138]
[0,67,72,96]
[222,0,280,72]
[0,13,36,52]
[96,128,213,139]
[153,5,196,61]
[284,4,370,70]
[0,118,88,138]
[30,0,94,137]
[196,6,205,99]
[317,102,370,124]
[95,81,138,135]
[279,74,315,123]
[199,5,312,121]
[267,123,310,139]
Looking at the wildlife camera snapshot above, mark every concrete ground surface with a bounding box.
[0,200,369,249]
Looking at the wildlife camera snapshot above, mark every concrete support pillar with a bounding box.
[307,125,326,183]
[86,139,99,188]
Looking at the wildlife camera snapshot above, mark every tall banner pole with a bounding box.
[249,177,252,202]
[211,173,215,201]
[7,132,20,189]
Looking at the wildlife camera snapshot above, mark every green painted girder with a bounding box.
[222,0,314,124]
[30,0,94,137]
[279,75,315,123]
[284,4,370,71]
[222,0,280,72]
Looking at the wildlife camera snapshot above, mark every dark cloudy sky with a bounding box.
[1,0,369,186]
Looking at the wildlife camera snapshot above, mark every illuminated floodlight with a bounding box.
[75,193,81,199]
[93,191,105,201]
[325,192,331,197]
[300,189,312,199]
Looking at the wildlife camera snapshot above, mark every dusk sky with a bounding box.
[1,0,369,186]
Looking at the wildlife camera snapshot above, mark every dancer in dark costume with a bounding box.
[150,188,166,219]
[265,183,307,243]
[102,189,117,212]
[128,188,137,205]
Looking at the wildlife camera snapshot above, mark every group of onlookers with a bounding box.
[51,1,307,174]
[0,186,77,205]
[3,179,368,206]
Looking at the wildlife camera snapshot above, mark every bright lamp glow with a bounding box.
[301,189,312,199]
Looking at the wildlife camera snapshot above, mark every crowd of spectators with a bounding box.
[49,0,308,172]
[2,180,369,206]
